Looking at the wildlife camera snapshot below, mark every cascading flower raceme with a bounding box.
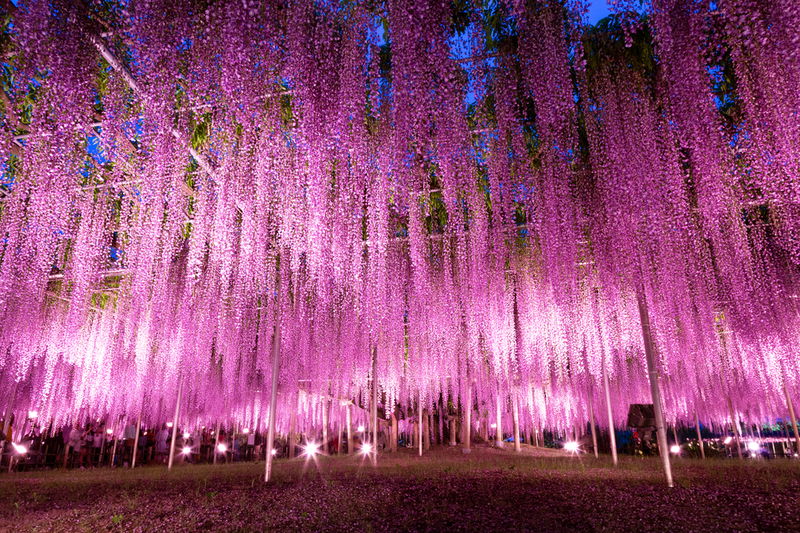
[0,0,797,439]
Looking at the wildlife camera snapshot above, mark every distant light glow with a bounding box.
[271,448,277,456]
[27,410,38,419]
[303,442,319,457]
[106,428,113,435]
[166,422,173,428]
[564,441,579,453]
[183,431,190,439]
[361,442,373,455]
[216,443,227,453]
[357,425,365,433]
[723,436,733,445]
[747,441,760,452]
[490,423,497,429]
[12,442,27,454]
[670,444,681,454]
[243,428,250,434]
[181,446,192,455]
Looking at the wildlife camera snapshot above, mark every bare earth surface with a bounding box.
[1,447,798,532]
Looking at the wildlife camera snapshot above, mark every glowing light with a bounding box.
[357,425,365,433]
[303,442,319,457]
[106,428,113,435]
[271,448,277,456]
[216,443,227,453]
[12,442,27,454]
[166,422,173,428]
[490,423,497,429]
[182,432,190,439]
[27,410,38,419]
[747,441,760,452]
[723,436,733,445]
[243,428,250,434]
[181,446,192,455]
[360,443,373,455]
[670,444,681,454]
[564,441,579,453]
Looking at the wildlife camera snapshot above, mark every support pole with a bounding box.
[636,286,673,487]
[346,403,353,454]
[602,369,617,466]
[110,418,120,467]
[2,381,18,445]
[371,345,378,456]
[131,414,141,469]
[264,273,282,483]
[495,393,504,448]
[418,390,423,457]
[784,384,800,456]
[337,407,344,456]
[288,400,296,459]
[213,421,220,464]
[694,411,705,460]
[463,380,472,453]
[588,392,599,459]
[322,399,329,455]
[167,379,183,471]
[728,398,743,460]
[390,412,398,452]
[512,392,521,452]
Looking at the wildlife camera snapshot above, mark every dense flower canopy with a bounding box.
[0,0,798,436]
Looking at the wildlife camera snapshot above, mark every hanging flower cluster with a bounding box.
[0,0,797,436]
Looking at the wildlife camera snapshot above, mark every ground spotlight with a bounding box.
[564,441,579,453]
[360,442,373,455]
[181,446,192,455]
[12,442,27,455]
[670,444,681,454]
[216,443,227,453]
[303,442,319,457]
[271,448,277,456]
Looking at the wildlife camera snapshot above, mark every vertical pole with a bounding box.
[418,390,423,457]
[636,286,673,487]
[322,399,329,454]
[588,392,599,459]
[463,380,472,452]
[371,345,378,456]
[603,367,617,465]
[131,414,141,469]
[213,421,220,464]
[264,301,282,482]
[2,381,18,444]
[288,397,296,459]
[337,404,344,456]
[110,418,120,467]
[167,379,183,471]
[346,403,353,454]
[512,392,521,452]
[784,384,800,456]
[694,411,705,459]
[390,412,398,452]
[727,398,743,459]
[495,393,504,448]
